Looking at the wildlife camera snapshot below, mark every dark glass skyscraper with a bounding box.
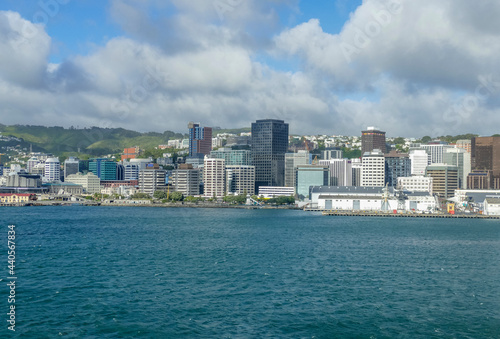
[251,119,289,190]
[384,151,411,187]
[471,136,500,189]
[362,127,387,154]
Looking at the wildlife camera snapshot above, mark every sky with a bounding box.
[1,0,500,137]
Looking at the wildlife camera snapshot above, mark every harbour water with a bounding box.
[1,206,500,338]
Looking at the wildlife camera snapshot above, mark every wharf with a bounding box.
[320,210,500,219]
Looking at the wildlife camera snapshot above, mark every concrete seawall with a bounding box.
[321,210,500,219]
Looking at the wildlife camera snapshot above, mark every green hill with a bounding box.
[0,125,186,156]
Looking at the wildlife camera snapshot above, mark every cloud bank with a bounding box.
[1,0,500,137]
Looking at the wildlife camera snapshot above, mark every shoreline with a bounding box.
[1,201,300,210]
[3,202,500,219]
[320,210,500,219]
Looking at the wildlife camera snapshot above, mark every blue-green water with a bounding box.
[1,207,500,338]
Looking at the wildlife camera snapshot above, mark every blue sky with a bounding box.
[0,1,122,62]
[1,0,500,137]
[0,0,362,63]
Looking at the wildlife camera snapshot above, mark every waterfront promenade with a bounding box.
[3,201,500,218]
[1,200,299,210]
[320,210,500,219]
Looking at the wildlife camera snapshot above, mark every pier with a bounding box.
[320,210,500,219]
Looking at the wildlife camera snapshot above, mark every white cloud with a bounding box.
[1,0,500,138]
[0,11,51,88]
[273,0,500,136]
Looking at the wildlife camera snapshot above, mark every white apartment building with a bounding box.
[226,165,255,195]
[409,149,429,176]
[138,166,167,195]
[27,157,41,173]
[65,172,101,194]
[361,150,385,187]
[319,159,352,187]
[172,165,201,196]
[203,157,225,198]
[398,176,433,194]
[124,163,140,180]
[44,157,60,182]
[420,144,452,164]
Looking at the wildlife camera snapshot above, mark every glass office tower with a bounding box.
[251,119,289,190]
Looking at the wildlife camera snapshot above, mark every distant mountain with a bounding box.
[0,124,186,156]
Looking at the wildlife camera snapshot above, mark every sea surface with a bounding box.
[1,206,500,338]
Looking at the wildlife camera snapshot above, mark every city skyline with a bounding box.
[1,1,500,137]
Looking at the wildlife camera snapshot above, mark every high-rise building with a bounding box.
[322,147,343,160]
[203,157,225,198]
[31,163,45,177]
[420,143,452,164]
[456,140,472,153]
[27,157,41,173]
[188,122,213,157]
[443,148,471,189]
[210,148,252,166]
[351,158,362,186]
[138,164,167,195]
[172,164,201,196]
[295,165,330,200]
[285,151,311,188]
[384,151,411,187]
[361,127,386,154]
[251,119,289,190]
[471,136,500,178]
[116,164,125,181]
[226,165,255,195]
[319,159,352,186]
[64,157,80,179]
[409,149,428,175]
[79,160,90,174]
[89,159,117,181]
[124,163,140,180]
[44,157,60,182]
[361,150,385,187]
[425,164,458,199]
